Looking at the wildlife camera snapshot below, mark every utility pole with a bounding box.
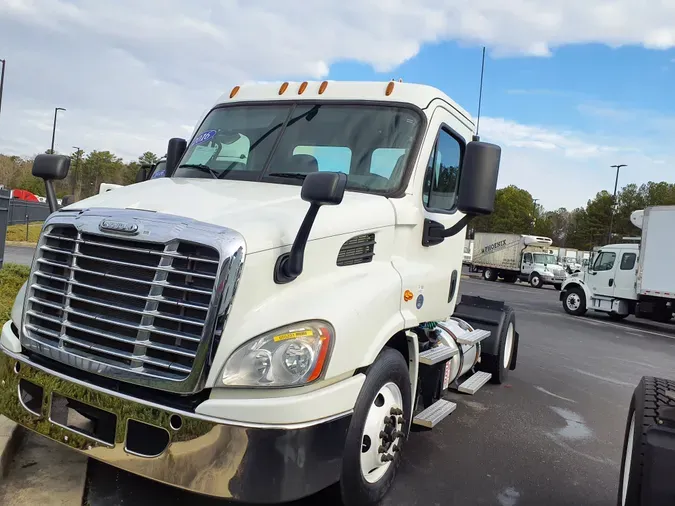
[50,107,66,154]
[607,164,627,243]
[0,59,6,123]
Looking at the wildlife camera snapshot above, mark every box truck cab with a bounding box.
[0,80,521,505]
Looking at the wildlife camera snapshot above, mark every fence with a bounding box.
[7,199,51,226]
[0,189,9,268]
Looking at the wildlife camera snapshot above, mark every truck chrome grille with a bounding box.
[20,210,246,394]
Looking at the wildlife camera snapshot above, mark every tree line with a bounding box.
[471,182,675,250]
[0,150,161,201]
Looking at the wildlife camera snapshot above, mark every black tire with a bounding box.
[617,377,675,506]
[477,305,516,384]
[610,313,628,321]
[562,286,587,316]
[484,268,498,282]
[340,348,412,506]
[501,273,517,283]
[529,273,543,288]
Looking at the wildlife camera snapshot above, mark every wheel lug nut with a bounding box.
[379,431,388,439]
[378,445,387,454]
[393,444,400,452]
[384,417,393,425]
[393,431,405,439]
[398,417,405,425]
[390,407,403,416]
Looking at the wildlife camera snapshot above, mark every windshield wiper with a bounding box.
[178,164,218,179]
[267,172,308,180]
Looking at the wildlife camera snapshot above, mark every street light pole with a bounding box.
[50,107,66,154]
[0,59,6,122]
[607,164,627,244]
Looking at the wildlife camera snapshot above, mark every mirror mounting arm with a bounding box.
[274,203,321,284]
[422,215,473,247]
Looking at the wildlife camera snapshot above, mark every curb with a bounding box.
[4,242,36,248]
[0,416,24,478]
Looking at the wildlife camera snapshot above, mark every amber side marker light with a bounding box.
[230,86,240,98]
[318,81,329,94]
[279,82,289,95]
[385,81,395,96]
[298,81,308,94]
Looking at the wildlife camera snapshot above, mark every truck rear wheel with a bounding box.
[340,348,412,506]
[563,287,587,316]
[618,376,675,505]
[484,268,498,282]
[477,305,516,384]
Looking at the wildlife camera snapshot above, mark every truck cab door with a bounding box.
[589,250,618,297]
[521,252,533,276]
[612,249,638,300]
[394,102,470,323]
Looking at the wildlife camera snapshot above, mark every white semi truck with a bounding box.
[471,232,567,289]
[560,206,674,322]
[0,81,520,505]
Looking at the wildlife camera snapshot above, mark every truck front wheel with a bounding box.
[563,287,587,316]
[484,268,498,281]
[340,348,412,506]
[529,273,543,288]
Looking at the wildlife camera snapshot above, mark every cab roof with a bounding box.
[215,80,475,129]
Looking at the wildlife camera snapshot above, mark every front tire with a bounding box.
[529,274,543,288]
[340,348,412,506]
[477,305,516,384]
[563,286,587,316]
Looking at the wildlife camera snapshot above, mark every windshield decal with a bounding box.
[191,129,217,146]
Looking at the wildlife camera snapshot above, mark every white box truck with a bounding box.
[0,80,521,505]
[561,205,675,322]
[471,232,567,289]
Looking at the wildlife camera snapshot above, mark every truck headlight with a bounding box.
[11,282,27,327]
[221,321,334,387]
[542,271,553,277]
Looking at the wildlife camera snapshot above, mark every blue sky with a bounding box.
[3,1,675,211]
[329,42,675,211]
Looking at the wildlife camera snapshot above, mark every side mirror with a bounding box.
[61,195,74,207]
[135,167,148,183]
[32,154,71,213]
[456,141,501,216]
[275,172,348,284]
[165,138,187,177]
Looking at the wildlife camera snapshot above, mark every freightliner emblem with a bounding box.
[99,219,139,235]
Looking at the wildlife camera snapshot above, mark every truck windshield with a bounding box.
[172,103,422,194]
[533,254,557,264]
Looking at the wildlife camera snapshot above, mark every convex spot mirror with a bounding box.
[456,141,501,216]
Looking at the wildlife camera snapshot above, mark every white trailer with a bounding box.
[1,80,521,506]
[463,239,474,265]
[561,205,675,322]
[471,232,566,289]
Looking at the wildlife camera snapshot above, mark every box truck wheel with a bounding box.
[483,268,498,281]
[618,376,675,506]
[529,273,543,288]
[477,305,516,384]
[562,287,587,316]
[340,348,412,506]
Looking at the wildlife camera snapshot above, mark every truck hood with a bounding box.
[65,178,396,253]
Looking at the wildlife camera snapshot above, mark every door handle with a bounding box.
[609,279,614,287]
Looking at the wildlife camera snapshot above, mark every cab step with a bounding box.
[457,371,492,395]
[454,328,491,346]
[412,399,457,428]
[419,345,458,366]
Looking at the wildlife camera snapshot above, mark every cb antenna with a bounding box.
[473,46,486,142]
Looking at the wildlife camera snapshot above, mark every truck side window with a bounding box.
[620,252,637,270]
[422,128,463,212]
[523,253,532,263]
[593,252,616,271]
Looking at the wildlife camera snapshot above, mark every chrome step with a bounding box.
[457,371,492,395]
[412,399,457,428]
[455,329,491,346]
[419,345,458,366]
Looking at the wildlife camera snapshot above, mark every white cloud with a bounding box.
[1,0,675,207]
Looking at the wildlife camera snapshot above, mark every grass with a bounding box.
[0,263,30,322]
[5,222,43,244]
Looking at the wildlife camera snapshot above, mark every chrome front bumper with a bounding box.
[0,348,351,503]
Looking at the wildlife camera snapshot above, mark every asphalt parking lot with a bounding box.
[2,275,675,505]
